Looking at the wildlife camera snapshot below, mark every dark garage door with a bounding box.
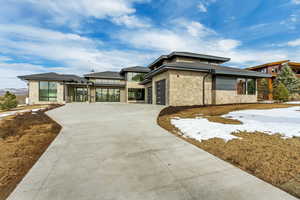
[147,87,152,104]
[156,79,166,105]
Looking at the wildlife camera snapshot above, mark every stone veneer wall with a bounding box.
[28,81,65,105]
[214,90,257,104]
[168,70,212,106]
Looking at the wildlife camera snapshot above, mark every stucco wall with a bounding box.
[168,70,212,106]
[28,81,65,105]
[214,90,257,104]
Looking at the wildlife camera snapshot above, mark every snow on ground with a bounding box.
[0,108,46,120]
[285,101,300,104]
[171,106,300,142]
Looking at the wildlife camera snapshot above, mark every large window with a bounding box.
[127,72,146,82]
[247,79,256,95]
[128,88,145,101]
[96,88,120,102]
[237,78,256,95]
[237,78,246,95]
[39,81,57,101]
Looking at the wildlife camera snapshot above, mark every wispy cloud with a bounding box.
[292,0,300,4]
[197,0,217,13]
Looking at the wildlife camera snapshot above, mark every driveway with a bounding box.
[8,103,297,200]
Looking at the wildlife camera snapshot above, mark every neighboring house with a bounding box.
[18,52,270,106]
[246,60,300,100]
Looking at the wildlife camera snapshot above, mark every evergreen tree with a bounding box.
[273,82,289,102]
[0,91,18,110]
[275,64,300,94]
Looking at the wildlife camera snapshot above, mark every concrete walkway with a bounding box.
[8,103,297,200]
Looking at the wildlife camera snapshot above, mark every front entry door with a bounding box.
[156,79,166,105]
[75,87,88,102]
[96,88,120,102]
[147,87,152,104]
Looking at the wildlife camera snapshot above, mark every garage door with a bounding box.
[156,79,166,105]
[147,87,152,104]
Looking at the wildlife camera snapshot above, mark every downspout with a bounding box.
[202,69,215,106]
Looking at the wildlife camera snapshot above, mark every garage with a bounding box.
[155,79,166,105]
[147,86,152,104]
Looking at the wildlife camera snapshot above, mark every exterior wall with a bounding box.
[214,90,257,104]
[152,71,170,105]
[28,81,65,105]
[144,82,152,104]
[120,88,126,103]
[168,70,212,106]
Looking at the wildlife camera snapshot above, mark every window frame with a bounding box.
[128,88,145,101]
[39,81,58,102]
[236,78,256,96]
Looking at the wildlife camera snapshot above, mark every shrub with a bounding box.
[0,91,18,110]
[273,83,289,102]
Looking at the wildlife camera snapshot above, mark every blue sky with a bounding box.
[1,0,300,88]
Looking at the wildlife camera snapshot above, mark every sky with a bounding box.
[1,0,300,88]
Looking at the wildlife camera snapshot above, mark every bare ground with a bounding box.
[0,105,62,200]
[158,104,300,198]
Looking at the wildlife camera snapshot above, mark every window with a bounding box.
[237,78,246,95]
[236,78,256,95]
[96,88,120,102]
[128,88,145,101]
[39,81,57,101]
[247,79,256,95]
[127,72,146,82]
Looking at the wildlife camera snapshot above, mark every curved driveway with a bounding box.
[8,103,297,200]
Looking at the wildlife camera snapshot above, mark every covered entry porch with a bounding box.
[64,83,126,103]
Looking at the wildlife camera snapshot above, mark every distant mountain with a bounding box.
[0,88,28,96]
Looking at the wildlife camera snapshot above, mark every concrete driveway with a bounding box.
[8,103,297,200]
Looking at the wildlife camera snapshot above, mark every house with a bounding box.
[18,52,271,106]
[246,60,300,100]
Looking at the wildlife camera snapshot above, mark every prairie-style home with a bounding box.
[246,60,300,100]
[19,52,271,106]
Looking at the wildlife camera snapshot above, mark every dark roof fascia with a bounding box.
[85,75,125,80]
[120,66,150,75]
[139,79,152,85]
[215,69,271,78]
[145,64,272,79]
[147,52,231,69]
[92,83,126,88]
[144,65,209,79]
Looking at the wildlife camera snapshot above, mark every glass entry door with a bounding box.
[96,88,120,102]
[75,87,88,102]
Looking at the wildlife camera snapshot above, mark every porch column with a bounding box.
[268,78,273,100]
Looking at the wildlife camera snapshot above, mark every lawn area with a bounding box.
[0,105,62,200]
[158,104,300,198]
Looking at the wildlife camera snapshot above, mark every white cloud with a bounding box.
[287,38,300,46]
[292,0,300,4]
[21,0,150,28]
[0,24,154,88]
[197,0,217,13]
[117,19,291,65]
[112,15,151,28]
[197,3,207,12]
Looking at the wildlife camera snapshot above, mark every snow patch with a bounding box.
[171,106,300,142]
[285,101,300,104]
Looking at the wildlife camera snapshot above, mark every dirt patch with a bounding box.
[0,105,62,200]
[158,104,300,198]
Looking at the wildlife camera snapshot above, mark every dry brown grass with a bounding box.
[158,104,300,198]
[0,105,62,200]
